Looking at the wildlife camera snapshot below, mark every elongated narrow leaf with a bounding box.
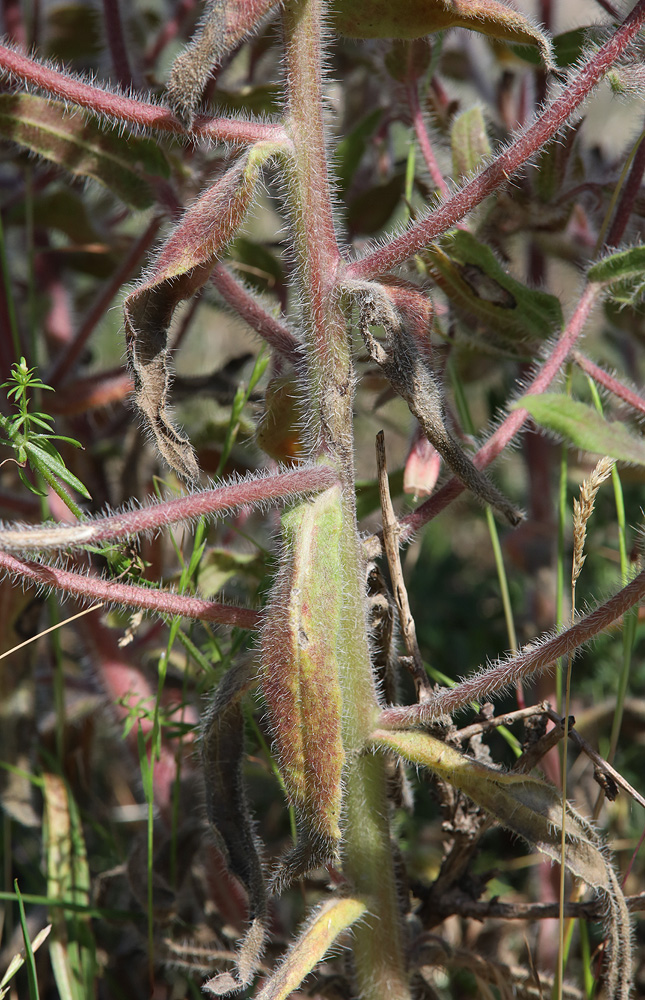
[510,26,591,67]
[425,230,563,340]
[251,898,365,1000]
[0,925,51,999]
[0,94,168,209]
[588,245,645,305]
[124,142,277,479]
[371,729,631,999]
[516,394,645,465]
[24,441,91,499]
[588,246,645,285]
[261,485,346,891]
[333,0,553,67]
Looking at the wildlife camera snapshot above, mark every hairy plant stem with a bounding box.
[0,549,261,626]
[281,2,409,996]
[0,42,287,144]
[347,0,645,279]
[379,564,645,728]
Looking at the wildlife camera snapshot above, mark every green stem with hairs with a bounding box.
[281,2,410,996]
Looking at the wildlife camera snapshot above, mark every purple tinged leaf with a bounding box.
[124,143,277,480]
[261,484,346,890]
[516,393,645,466]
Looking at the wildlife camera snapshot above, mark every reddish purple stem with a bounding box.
[0,550,260,627]
[574,352,645,418]
[0,464,339,550]
[380,565,645,727]
[407,81,449,198]
[605,124,645,247]
[0,43,288,145]
[347,0,645,280]
[211,264,302,364]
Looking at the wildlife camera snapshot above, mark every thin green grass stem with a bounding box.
[424,661,521,755]
[15,880,40,1000]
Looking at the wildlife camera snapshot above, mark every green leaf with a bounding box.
[24,441,92,498]
[20,414,55,433]
[5,189,102,246]
[425,230,563,340]
[370,727,626,892]
[348,173,405,236]
[212,84,282,116]
[515,393,645,465]
[588,245,645,304]
[44,3,102,64]
[533,121,582,203]
[0,93,168,209]
[31,433,83,448]
[332,0,553,68]
[451,106,491,178]
[588,245,645,284]
[230,237,284,295]
[552,26,592,67]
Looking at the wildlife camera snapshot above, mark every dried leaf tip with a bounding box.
[572,455,614,584]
